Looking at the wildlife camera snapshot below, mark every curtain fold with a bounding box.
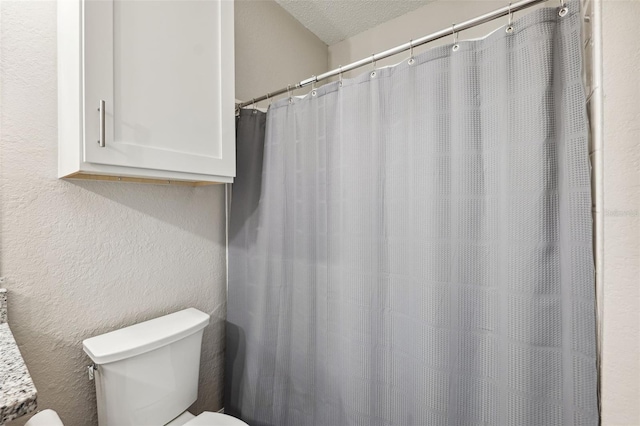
[227,2,598,424]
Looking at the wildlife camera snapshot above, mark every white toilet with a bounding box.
[27,308,248,426]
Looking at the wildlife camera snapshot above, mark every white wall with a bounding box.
[601,1,640,424]
[0,1,326,426]
[235,0,328,107]
[329,1,640,424]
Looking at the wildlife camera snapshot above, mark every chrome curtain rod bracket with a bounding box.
[237,0,550,109]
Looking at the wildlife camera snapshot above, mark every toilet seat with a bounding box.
[184,411,249,426]
[24,409,64,426]
[25,409,248,426]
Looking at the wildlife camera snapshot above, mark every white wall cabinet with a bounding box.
[58,0,235,185]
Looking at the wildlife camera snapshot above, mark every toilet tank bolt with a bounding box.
[87,364,98,380]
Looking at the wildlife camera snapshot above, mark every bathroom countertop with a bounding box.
[0,289,38,425]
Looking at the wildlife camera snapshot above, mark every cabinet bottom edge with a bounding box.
[61,172,225,186]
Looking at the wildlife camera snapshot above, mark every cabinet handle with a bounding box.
[98,100,105,147]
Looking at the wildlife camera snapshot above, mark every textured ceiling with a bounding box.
[274,0,433,45]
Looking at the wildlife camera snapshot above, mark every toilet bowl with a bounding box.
[25,409,247,426]
[169,411,248,426]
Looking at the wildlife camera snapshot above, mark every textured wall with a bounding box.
[0,2,227,425]
[329,0,640,423]
[601,1,640,424]
[234,0,328,108]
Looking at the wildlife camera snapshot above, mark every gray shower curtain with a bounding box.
[226,2,598,425]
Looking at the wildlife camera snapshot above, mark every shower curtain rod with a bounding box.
[237,0,554,109]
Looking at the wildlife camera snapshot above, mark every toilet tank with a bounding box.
[83,308,210,426]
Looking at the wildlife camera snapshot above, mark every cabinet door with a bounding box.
[83,0,235,177]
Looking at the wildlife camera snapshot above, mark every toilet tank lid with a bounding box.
[83,308,210,364]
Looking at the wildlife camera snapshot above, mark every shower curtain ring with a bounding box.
[506,3,514,33]
[287,85,293,103]
[252,99,257,113]
[559,0,568,16]
[338,65,343,87]
[408,39,415,65]
[370,54,377,77]
[311,76,317,96]
[452,24,460,51]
